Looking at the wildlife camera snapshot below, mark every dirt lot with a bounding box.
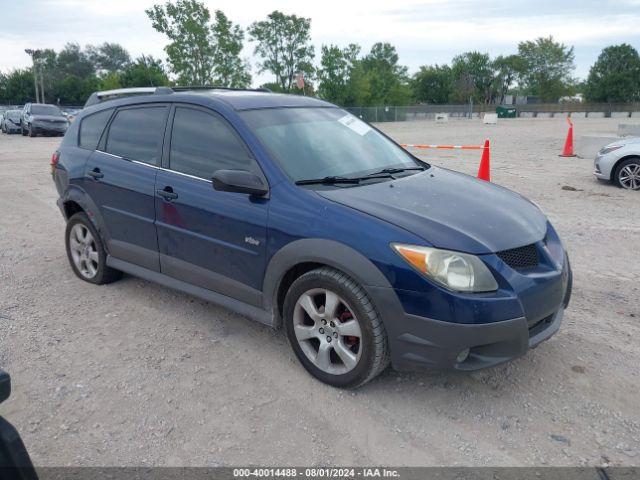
[0,118,638,467]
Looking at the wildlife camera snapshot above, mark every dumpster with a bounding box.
[496,106,517,118]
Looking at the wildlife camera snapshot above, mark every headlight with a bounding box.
[599,145,622,155]
[392,244,498,292]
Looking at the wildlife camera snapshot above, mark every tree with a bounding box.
[87,42,131,74]
[33,49,58,103]
[146,1,249,86]
[210,10,251,87]
[492,54,526,103]
[360,42,411,106]
[342,62,373,107]
[317,43,360,104]
[411,65,453,104]
[518,36,575,101]
[56,43,95,79]
[146,0,216,85]
[585,44,640,102]
[249,11,315,92]
[53,75,99,105]
[451,51,495,103]
[120,55,170,87]
[0,69,36,104]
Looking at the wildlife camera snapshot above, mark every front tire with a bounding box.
[65,212,122,285]
[283,267,389,388]
[28,124,35,137]
[21,125,27,136]
[614,158,640,190]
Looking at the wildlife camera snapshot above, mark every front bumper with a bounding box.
[593,154,614,180]
[390,307,562,371]
[32,123,67,134]
[368,255,572,372]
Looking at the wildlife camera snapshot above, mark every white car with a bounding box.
[594,137,640,190]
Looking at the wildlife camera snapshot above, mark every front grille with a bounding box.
[497,243,539,269]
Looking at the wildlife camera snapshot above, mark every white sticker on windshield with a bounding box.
[338,114,372,136]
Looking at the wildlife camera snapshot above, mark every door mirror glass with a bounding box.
[212,170,268,196]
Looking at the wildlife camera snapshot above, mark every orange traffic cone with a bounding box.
[560,117,576,157]
[477,139,491,181]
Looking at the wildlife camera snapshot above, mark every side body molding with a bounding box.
[262,239,395,327]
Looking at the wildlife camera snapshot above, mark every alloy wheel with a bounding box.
[69,223,99,279]
[619,163,640,190]
[293,288,363,375]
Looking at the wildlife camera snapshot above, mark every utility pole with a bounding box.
[39,63,45,103]
[25,49,40,103]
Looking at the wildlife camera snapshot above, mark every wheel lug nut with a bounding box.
[333,332,338,338]
[319,328,324,334]
[330,321,335,327]
[327,336,332,343]
[321,319,327,325]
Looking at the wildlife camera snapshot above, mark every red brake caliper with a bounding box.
[339,311,358,346]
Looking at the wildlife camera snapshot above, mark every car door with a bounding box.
[82,104,169,272]
[155,105,268,307]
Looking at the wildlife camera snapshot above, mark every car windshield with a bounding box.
[6,111,21,120]
[240,107,423,183]
[31,105,63,116]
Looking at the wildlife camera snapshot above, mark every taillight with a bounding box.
[50,151,60,175]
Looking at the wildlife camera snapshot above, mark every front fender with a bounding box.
[262,238,394,326]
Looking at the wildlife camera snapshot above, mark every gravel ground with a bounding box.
[0,117,638,467]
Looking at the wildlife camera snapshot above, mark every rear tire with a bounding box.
[65,212,122,285]
[614,157,640,190]
[21,125,27,136]
[283,267,389,388]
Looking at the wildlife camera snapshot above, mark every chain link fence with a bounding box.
[346,103,640,123]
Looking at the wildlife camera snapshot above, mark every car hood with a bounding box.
[317,167,548,254]
[605,136,640,149]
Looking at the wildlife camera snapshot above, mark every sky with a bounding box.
[2,0,640,86]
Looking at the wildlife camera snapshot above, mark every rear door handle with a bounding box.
[87,168,103,179]
[157,187,178,201]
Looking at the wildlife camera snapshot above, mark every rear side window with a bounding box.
[79,109,112,150]
[106,106,167,165]
[169,107,254,178]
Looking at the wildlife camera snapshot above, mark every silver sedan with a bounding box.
[594,137,640,190]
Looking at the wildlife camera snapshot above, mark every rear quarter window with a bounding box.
[79,109,113,150]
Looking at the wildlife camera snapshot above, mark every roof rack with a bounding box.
[175,86,272,93]
[83,85,271,108]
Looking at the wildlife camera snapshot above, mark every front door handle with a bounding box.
[157,187,178,201]
[87,168,103,179]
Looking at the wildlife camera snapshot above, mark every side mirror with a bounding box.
[212,170,268,197]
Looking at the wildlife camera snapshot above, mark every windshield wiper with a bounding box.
[295,174,394,186]
[364,166,426,177]
[295,176,362,185]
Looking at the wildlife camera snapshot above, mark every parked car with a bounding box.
[62,108,80,123]
[0,370,38,479]
[1,109,23,134]
[594,138,640,190]
[20,103,69,137]
[51,87,572,388]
